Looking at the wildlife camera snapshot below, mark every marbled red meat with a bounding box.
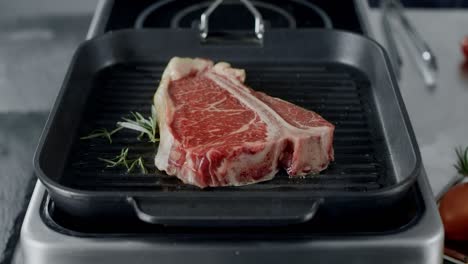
[154,57,334,188]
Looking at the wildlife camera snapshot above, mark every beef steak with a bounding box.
[154,57,334,188]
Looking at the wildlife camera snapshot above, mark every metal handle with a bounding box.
[199,0,265,40]
[128,196,322,227]
[381,0,437,87]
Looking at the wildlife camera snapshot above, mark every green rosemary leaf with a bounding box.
[99,148,130,169]
[80,129,110,142]
[117,108,159,143]
[127,159,138,173]
[80,127,123,144]
[98,157,118,167]
[117,121,151,135]
[136,157,148,174]
[110,126,124,135]
[137,132,145,141]
[99,148,148,175]
[455,146,468,176]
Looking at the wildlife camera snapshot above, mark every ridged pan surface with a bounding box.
[65,62,391,192]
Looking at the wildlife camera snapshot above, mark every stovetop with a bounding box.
[16,1,443,264]
[105,0,364,34]
[19,174,443,264]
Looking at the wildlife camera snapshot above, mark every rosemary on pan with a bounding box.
[79,105,158,174]
[80,105,159,144]
[128,156,148,174]
[98,147,148,174]
[80,127,123,144]
[117,105,159,143]
[455,146,468,176]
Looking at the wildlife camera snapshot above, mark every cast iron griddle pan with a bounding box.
[34,29,422,227]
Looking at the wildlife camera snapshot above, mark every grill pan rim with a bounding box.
[33,29,422,210]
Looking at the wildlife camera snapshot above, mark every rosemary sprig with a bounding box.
[128,157,148,174]
[80,127,123,144]
[117,105,159,143]
[455,146,468,176]
[80,105,158,174]
[98,148,148,174]
[98,147,130,168]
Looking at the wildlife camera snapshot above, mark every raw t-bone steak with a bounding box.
[154,57,334,188]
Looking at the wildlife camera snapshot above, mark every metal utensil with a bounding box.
[381,1,403,79]
[381,0,437,88]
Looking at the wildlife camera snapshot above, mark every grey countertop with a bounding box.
[0,113,47,264]
[0,15,91,112]
[0,13,93,264]
[369,9,468,200]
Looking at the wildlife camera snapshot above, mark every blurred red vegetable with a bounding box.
[439,147,468,240]
[440,183,468,240]
[462,36,468,60]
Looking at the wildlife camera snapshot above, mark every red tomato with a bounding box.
[439,183,468,240]
[463,36,468,60]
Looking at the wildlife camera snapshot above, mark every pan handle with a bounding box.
[127,196,322,227]
[199,0,265,41]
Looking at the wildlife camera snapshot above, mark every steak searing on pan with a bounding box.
[154,57,335,188]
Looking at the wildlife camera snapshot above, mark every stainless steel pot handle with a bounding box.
[127,196,322,227]
[199,0,265,40]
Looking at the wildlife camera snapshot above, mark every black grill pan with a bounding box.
[34,29,421,226]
